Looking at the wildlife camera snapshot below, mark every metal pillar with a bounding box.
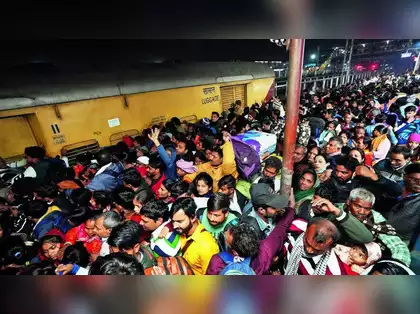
[414,51,420,74]
[322,78,326,89]
[280,39,305,196]
[346,39,354,79]
[342,39,349,74]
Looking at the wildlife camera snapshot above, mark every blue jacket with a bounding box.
[87,162,124,192]
[157,145,178,181]
[32,211,72,241]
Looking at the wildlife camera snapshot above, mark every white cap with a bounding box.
[137,156,149,165]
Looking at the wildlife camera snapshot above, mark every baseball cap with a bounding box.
[250,183,288,209]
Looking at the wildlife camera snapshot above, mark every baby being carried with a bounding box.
[334,242,382,275]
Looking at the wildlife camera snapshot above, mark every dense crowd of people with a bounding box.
[0,73,419,275]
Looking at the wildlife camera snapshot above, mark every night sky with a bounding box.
[0,39,383,69]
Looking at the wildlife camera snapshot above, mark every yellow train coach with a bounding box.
[0,62,274,164]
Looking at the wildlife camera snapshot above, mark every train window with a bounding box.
[220,84,246,111]
[109,129,140,146]
[61,139,100,166]
[180,115,198,124]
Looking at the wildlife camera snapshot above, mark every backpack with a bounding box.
[218,251,256,275]
[142,246,194,276]
[230,137,261,180]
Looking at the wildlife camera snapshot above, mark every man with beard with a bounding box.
[197,192,239,238]
[258,156,282,192]
[323,155,400,204]
[170,197,219,275]
[312,188,410,267]
[282,217,349,275]
[235,157,283,203]
[322,155,359,203]
[242,183,289,240]
[196,192,239,250]
[218,174,249,215]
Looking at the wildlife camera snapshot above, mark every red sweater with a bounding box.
[150,174,166,199]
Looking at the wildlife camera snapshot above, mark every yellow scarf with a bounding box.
[372,134,387,152]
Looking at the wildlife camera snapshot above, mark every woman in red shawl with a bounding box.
[64,217,102,256]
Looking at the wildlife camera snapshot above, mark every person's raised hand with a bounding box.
[222,131,231,142]
[355,165,378,181]
[158,226,170,239]
[148,128,161,146]
[288,188,296,209]
[311,196,340,216]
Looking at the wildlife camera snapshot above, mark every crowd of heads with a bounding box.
[0,73,419,276]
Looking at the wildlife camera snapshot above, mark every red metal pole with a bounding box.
[280,39,305,196]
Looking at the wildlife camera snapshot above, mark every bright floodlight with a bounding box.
[274,39,280,44]
[310,54,316,60]
[362,43,366,47]
[386,40,390,44]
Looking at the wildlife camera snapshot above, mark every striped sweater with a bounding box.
[150,221,181,258]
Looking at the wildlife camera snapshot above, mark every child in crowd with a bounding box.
[407,133,420,162]
[334,242,382,275]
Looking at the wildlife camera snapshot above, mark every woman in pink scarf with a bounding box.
[64,217,102,256]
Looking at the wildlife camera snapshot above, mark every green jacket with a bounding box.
[317,204,374,245]
[198,208,238,240]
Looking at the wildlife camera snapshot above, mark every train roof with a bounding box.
[0,62,274,111]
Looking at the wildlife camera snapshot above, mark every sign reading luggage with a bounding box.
[52,134,66,145]
[201,86,220,105]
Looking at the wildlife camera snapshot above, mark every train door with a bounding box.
[0,115,38,161]
[220,84,246,112]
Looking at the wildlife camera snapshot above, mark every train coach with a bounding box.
[0,62,274,165]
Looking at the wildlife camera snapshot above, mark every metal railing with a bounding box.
[275,72,375,95]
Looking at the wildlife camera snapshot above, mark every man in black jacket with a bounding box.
[385,163,420,245]
[218,174,249,215]
[322,155,402,204]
